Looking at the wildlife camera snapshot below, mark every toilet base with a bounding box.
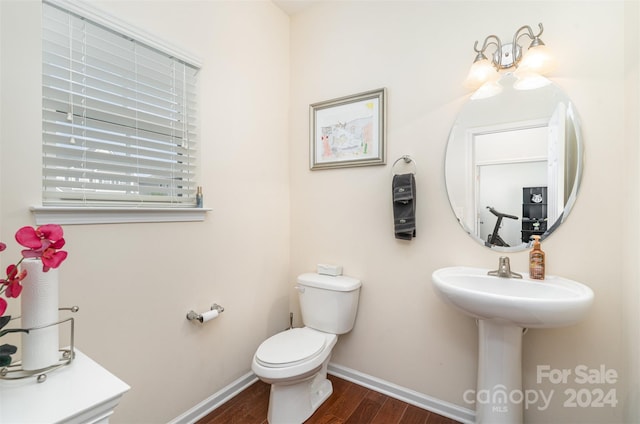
[267,363,333,423]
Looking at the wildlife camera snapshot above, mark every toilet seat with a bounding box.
[256,328,326,368]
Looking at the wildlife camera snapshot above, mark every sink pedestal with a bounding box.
[476,320,523,424]
[431,266,594,424]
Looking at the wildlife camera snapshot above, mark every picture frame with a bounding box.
[310,88,386,170]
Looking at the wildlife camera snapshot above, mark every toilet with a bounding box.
[251,272,362,424]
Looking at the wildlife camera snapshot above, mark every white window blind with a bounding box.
[42,1,199,208]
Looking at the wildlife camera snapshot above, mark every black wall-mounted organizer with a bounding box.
[521,186,547,243]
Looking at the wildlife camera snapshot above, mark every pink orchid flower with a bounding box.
[16,224,64,248]
[38,242,68,272]
[1,265,26,298]
[0,242,12,316]
[15,224,68,272]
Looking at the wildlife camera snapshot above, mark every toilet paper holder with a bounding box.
[186,303,225,323]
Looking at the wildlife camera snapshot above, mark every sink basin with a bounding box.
[432,265,595,423]
[432,266,593,328]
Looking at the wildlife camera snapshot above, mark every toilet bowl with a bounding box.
[252,328,337,423]
[251,272,361,424]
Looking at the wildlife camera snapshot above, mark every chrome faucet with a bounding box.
[488,256,523,279]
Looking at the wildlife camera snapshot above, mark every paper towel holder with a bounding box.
[0,305,79,383]
[187,303,225,323]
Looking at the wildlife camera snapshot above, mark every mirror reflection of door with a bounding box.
[477,161,547,246]
[547,102,566,225]
[474,126,549,247]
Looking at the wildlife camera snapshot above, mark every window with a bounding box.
[41,0,200,217]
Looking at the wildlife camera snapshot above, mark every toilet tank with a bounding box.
[297,273,361,335]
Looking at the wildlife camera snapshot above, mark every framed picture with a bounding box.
[310,88,386,170]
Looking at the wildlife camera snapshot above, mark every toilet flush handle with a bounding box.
[295,286,305,293]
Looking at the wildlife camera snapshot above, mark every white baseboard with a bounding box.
[167,372,258,424]
[327,363,475,424]
[169,363,475,424]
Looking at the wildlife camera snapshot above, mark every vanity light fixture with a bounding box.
[464,23,555,90]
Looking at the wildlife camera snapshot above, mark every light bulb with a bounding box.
[513,71,552,91]
[470,80,503,100]
[464,58,499,90]
[519,44,555,75]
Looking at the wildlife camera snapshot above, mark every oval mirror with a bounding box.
[445,73,583,252]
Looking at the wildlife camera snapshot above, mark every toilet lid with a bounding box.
[256,328,326,368]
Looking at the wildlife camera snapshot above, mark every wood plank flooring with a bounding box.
[196,374,461,424]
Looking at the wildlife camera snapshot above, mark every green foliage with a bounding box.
[0,343,17,367]
[0,315,10,330]
[0,316,27,367]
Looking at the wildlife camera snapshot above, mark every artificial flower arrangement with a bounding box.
[0,224,68,366]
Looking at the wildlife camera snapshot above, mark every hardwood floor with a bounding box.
[196,374,461,424]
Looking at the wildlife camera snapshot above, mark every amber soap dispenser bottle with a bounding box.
[529,235,545,280]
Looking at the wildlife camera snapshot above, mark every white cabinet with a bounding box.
[0,350,130,423]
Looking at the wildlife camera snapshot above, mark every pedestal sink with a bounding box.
[431,266,594,424]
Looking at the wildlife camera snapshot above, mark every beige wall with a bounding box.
[0,0,290,422]
[623,0,640,422]
[1,0,638,423]
[289,1,632,423]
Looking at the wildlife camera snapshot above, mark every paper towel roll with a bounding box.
[20,258,60,371]
[200,309,219,323]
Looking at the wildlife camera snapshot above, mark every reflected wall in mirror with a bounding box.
[445,73,583,252]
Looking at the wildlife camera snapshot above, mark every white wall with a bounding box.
[289,1,630,423]
[1,1,638,423]
[0,0,290,422]
[623,0,640,422]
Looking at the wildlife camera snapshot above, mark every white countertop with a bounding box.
[0,349,130,423]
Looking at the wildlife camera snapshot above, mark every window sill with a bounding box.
[31,206,211,225]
